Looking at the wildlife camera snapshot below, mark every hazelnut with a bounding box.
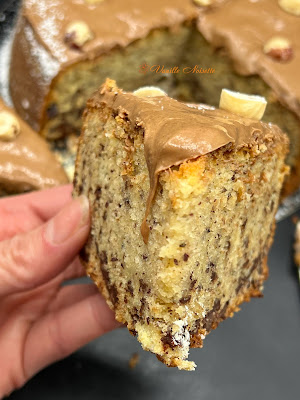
[278,0,300,16]
[64,21,94,50]
[193,0,212,6]
[133,86,167,98]
[0,111,20,141]
[219,89,267,120]
[264,37,293,62]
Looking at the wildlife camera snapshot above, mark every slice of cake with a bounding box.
[75,80,289,371]
[0,98,68,195]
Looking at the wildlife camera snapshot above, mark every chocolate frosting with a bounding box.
[198,0,300,118]
[0,99,68,193]
[90,80,288,243]
[11,0,198,130]
[23,0,199,65]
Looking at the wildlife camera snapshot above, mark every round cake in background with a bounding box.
[0,97,68,195]
[9,0,300,197]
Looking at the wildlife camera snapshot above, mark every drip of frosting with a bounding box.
[0,98,68,193]
[91,80,287,243]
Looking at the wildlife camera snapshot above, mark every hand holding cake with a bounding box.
[0,185,120,397]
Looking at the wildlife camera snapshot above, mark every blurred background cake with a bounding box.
[8,0,300,196]
[0,97,68,195]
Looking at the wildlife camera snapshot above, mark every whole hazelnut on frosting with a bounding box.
[64,21,94,50]
[219,89,267,120]
[0,111,20,141]
[133,87,167,98]
[264,37,293,62]
[278,0,300,16]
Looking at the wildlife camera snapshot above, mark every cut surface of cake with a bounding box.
[0,98,68,195]
[9,0,300,195]
[73,80,289,370]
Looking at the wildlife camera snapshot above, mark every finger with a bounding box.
[24,294,121,380]
[47,284,98,313]
[0,195,90,297]
[0,184,73,222]
[0,207,42,241]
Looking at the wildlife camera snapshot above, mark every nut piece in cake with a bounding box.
[263,37,293,62]
[73,80,289,370]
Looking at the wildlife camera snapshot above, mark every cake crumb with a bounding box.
[129,353,140,369]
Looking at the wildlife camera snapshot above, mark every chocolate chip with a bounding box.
[100,251,108,265]
[79,247,89,263]
[161,332,176,350]
[179,295,191,304]
[241,218,247,232]
[183,253,189,262]
[179,243,186,248]
[110,284,118,305]
[211,271,218,282]
[174,259,179,265]
[127,280,133,295]
[95,186,102,198]
[46,103,58,119]
[190,279,197,290]
[139,279,148,293]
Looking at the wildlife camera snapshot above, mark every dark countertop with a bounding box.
[9,213,300,400]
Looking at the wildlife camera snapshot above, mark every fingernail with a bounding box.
[44,195,90,245]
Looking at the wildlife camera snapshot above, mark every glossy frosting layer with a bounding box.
[17,0,300,127]
[90,80,288,243]
[198,0,300,117]
[23,0,199,65]
[0,99,68,193]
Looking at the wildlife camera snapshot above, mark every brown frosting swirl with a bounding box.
[0,99,68,193]
[90,80,288,243]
